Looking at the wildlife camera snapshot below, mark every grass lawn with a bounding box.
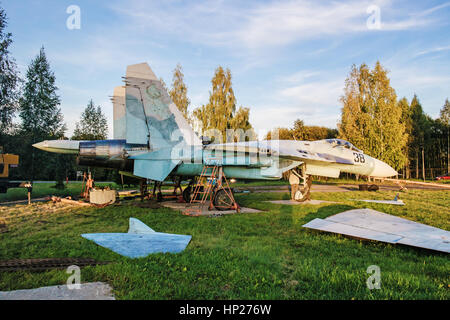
[0,183,448,299]
[0,182,119,202]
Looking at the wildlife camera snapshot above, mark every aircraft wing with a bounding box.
[206,142,354,165]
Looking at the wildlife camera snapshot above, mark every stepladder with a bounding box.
[183,160,240,216]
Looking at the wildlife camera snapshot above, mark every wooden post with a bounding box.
[422,148,425,182]
[26,183,32,205]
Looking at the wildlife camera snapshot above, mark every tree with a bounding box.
[72,100,109,183]
[229,106,256,141]
[409,95,432,178]
[195,66,235,141]
[398,97,413,178]
[169,64,191,121]
[439,98,450,172]
[19,47,66,181]
[72,99,108,140]
[440,98,450,124]
[338,62,408,171]
[304,126,338,140]
[193,66,255,142]
[0,5,20,141]
[266,119,337,141]
[266,127,295,140]
[292,119,306,140]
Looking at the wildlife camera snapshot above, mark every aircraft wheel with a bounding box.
[213,189,235,211]
[294,189,310,202]
[295,176,312,202]
[182,186,191,203]
[156,192,163,202]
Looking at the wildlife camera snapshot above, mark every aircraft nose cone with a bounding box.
[371,159,398,178]
[32,141,47,151]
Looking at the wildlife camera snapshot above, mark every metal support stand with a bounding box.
[183,161,240,216]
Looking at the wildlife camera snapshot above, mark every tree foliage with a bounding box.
[19,47,65,137]
[338,62,407,170]
[72,99,108,140]
[193,66,255,142]
[18,47,66,181]
[439,98,450,125]
[169,64,191,121]
[439,98,450,172]
[266,119,338,141]
[0,5,20,138]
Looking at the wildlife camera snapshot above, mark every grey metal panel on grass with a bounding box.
[303,209,450,253]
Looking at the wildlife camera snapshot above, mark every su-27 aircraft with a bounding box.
[33,62,398,205]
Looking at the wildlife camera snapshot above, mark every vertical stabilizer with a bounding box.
[124,63,201,148]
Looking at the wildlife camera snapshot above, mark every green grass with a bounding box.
[0,182,120,202]
[0,184,448,299]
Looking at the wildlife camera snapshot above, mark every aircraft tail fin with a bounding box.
[123,63,201,149]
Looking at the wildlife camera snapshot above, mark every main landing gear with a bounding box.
[289,165,312,202]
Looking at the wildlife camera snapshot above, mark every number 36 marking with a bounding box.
[353,152,365,163]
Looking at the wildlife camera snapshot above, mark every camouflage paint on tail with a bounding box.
[124,63,200,148]
[123,63,201,181]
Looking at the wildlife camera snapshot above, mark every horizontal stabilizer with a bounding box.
[132,149,180,181]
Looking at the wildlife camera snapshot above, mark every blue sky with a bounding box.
[3,0,450,138]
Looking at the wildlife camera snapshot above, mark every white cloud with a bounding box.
[111,0,440,50]
[414,45,450,57]
[279,78,344,108]
[247,70,345,136]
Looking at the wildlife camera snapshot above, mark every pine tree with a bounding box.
[439,98,450,172]
[409,95,431,178]
[440,99,450,124]
[338,61,408,171]
[0,5,20,140]
[19,47,66,181]
[72,99,108,140]
[398,97,412,177]
[169,64,191,121]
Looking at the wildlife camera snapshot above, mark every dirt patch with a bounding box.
[0,201,84,225]
[0,218,8,233]
[130,200,162,209]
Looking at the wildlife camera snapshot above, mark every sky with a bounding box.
[3,0,450,139]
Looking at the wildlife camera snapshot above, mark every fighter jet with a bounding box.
[33,63,397,205]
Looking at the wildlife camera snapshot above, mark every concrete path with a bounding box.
[162,201,261,216]
[267,199,339,205]
[236,184,354,193]
[235,182,449,194]
[0,282,115,300]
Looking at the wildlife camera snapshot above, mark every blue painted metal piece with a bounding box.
[81,218,191,258]
[131,148,181,181]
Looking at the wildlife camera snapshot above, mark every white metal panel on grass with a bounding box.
[302,209,450,253]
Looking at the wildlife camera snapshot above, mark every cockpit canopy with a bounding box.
[322,139,363,153]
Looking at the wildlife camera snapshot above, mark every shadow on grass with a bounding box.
[303,204,356,223]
